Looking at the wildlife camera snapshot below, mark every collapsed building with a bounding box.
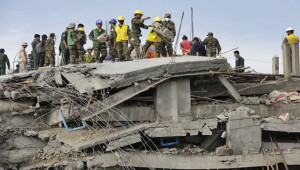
[1,56,300,170]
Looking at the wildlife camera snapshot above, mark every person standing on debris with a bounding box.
[38,34,47,67]
[67,23,79,64]
[0,48,10,75]
[89,20,108,63]
[84,47,94,63]
[234,50,244,73]
[18,42,28,72]
[161,13,176,57]
[126,10,150,59]
[76,27,86,63]
[108,19,117,62]
[59,27,69,65]
[180,35,192,55]
[31,34,40,70]
[202,32,221,57]
[143,16,164,57]
[284,27,299,45]
[115,16,131,61]
[44,33,56,67]
[189,37,206,56]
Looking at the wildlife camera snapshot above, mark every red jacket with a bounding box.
[180,40,192,55]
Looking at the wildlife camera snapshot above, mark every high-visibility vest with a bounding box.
[286,34,299,44]
[115,24,129,42]
[67,29,75,46]
[146,28,162,43]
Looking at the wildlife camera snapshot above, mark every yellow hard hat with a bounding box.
[78,27,85,32]
[118,16,125,21]
[134,10,143,15]
[154,16,162,22]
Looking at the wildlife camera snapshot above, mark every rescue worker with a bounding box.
[0,48,10,75]
[84,47,94,63]
[108,19,117,62]
[189,37,206,56]
[161,13,176,57]
[77,27,86,63]
[31,34,40,69]
[143,16,164,57]
[44,33,56,67]
[115,16,131,61]
[126,10,150,59]
[145,44,157,58]
[284,27,299,44]
[234,50,244,73]
[40,34,47,67]
[18,42,28,72]
[59,27,69,65]
[202,32,221,57]
[67,22,79,64]
[180,35,192,55]
[89,19,108,63]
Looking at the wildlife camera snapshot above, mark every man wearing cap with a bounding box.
[18,42,28,72]
[108,19,117,62]
[0,49,10,75]
[31,34,40,69]
[76,27,86,63]
[126,10,150,59]
[59,27,69,65]
[44,33,56,67]
[67,22,79,64]
[89,20,107,63]
[233,50,244,73]
[162,13,176,57]
[115,16,131,61]
[202,32,221,57]
[39,34,48,67]
[189,37,206,56]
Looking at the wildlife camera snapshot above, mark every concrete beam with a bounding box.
[106,133,141,151]
[291,43,300,76]
[282,41,292,81]
[272,56,279,74]
[262,118,300,132]
[216,74,242,102]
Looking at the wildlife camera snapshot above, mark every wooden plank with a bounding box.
[81,78,169,120]
[216,74,242,102]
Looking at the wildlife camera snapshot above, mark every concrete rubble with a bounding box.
[1,56,300,169]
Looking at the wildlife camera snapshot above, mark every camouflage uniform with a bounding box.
[68,29,79,64]
[126,18,148,58]
[76,31,86,63]
[0,53,10,75]
[44,37,55,67]
[115,24,131,61]
[89,29,107,63]
[202,37,221,57]
[108,25,117,62]
[143,28,164,57]
[161,20,176,57]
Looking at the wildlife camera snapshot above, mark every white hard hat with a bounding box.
[286,27,294,32]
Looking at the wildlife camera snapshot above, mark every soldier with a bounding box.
[89,19,107,63]
[31,34,40,69]
[18,42,28,72]
[143,17,164,57]
[59,27,69,65]
[115,16,131,61]
[40,34,47,67]
[44,33,56,67]
[108,18,117,62]
[67,23,79,64]
[0,48,10,75]
[162,13,176,57]
[202,32,221,57]
[126,10,150,59]
[76,27,86,63]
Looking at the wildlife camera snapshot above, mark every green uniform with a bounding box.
[108,25,117,62]
[0,53,10,75]
[59,31,69,65]
[89,28,107,63]
[161,20,176,56]
[44,38,55,67]
[235,55,244,73]
[68,29,79,64]
[76,31,86,63]
[202,36,221,57]
[127,18,148,58]
[31,39,40,69]
[40,39,46,67]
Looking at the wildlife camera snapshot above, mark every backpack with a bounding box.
[36,41,44,53]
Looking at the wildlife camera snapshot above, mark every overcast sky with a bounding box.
[0,0,299,73]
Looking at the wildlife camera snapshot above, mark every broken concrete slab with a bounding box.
[106,133,141,151]
[217,74,242,102]
[262,118,300,132]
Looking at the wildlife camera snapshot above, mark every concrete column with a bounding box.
[282,42,292,81]
[291,43,300,76]
[272,56,279,74]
